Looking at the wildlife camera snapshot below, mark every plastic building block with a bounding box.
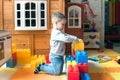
[68,65,80,80]
[71,41,85,57]
[38,55,46,63]
[16,49,31,64]
[31,55,38,61]
[84,73,91,80]
[30,55,51,70]
[66,55,74,62]
[72,60,77,66]
[6,58,17,68]
[12,52,17,59]
[76,50,88,64]
[74,41,84,51]
[30,61,37,70]
[67,60,72,67]
[12,43,17,53]
[12,58,17,67]
[67,60,77,67]
[45,55,51,64]
[78,63,88,73]
[6,58,12,67]
[80,73,91,80]
[66,57,69,62]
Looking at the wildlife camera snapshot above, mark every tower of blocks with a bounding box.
[30,55,50,70]
[67,41,91,80]
[6,43,50,69]
[6,43,17,67]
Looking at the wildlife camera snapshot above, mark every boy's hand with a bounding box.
[78,39,83,42]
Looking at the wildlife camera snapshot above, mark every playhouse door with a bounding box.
[65,3,83,54]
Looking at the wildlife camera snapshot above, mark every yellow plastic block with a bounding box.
[74,41,84,51]
[30,61,37,70]
[16,49,32,64]
[12,43,17,53]
[72,60,77,66]
[67,61,71,66]
[30,55,48,70]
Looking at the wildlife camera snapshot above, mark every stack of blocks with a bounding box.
[30,55,50,70]
[6,43,51,69]
[6,43,17,67]
[16,49,31,64]
[67,41,91,80]
[71,41,84,57]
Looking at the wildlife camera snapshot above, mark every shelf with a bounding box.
[84,32,100,48]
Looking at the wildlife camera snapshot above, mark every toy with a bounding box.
[45,55,51,64]
[78,63,88,73]
[6,57,17,68]
[67,60,77,67]
[76,50,88,64]
[67,60,90,80]
[89,54,111,63]
[80,73,91,80]
[71,41,85,57]
[16,49,31,64]
[68,65,80,80]
[6,44,17,68]
[66,55,74,62]
[30,55,50,70]
[74,41,84,51]
[67,40,91,80]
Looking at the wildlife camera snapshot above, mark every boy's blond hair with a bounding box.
[51,12,66,23]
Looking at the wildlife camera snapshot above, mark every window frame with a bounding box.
[68,5,81,28]
[14,0,47,30]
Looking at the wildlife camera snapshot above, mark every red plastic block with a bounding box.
[45,55,51,64]
[68,65,80,80]
[12,52,17,59]
[78,63,88,73]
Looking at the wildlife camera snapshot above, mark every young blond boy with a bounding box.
[34,12,82,75]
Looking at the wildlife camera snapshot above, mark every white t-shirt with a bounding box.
[50,28,80,56]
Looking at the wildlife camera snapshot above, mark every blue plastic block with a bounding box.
[6,61,10,67]
[6,58,13,67]
[81,73,91,80]
[12,59,17,67]
[70,55,74,61]
[82,0,88,2]
[66,56,70,62]
[80,73,85,80]
[84,73,91,80]
[65,55,74,62]
[76,50,88,64]
[6,58,16,68]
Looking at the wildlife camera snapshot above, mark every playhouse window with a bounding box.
[15,0,47,30]
[68,6,81,28]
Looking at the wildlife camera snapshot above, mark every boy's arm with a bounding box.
[52,31,82,43]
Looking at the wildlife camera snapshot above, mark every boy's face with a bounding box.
[56,19,66,30]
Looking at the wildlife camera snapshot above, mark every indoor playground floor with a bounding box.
[0,49,120,80]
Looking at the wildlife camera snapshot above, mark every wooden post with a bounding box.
[0,0,3,30]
